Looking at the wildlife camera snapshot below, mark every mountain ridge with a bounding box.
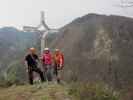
[50,13,133,88]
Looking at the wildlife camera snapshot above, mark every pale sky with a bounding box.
[0,0,133,29]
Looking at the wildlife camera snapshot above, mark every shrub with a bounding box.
[68,82,120,100]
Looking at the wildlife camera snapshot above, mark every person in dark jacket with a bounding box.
[25,48,45,85]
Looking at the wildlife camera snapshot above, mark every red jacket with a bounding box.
[42,53,52,65]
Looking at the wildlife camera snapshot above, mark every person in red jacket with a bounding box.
[42,48,53,82]
[53,49,64,83]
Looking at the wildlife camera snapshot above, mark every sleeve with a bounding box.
[42,54,45,61]
[60,54,64,66]
[35,55,39,60]
[25,55,28,61]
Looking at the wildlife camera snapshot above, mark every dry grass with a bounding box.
[0,83,72,100]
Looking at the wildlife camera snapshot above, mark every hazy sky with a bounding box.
[0,0,133,29]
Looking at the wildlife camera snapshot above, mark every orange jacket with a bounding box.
[53,52,64,66]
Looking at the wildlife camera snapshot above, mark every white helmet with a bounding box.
[55,49,59,51]
[44,48,49,51]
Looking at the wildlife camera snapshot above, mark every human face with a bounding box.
[29,50,35,54]
[55,50,60,54]
[45,50,49,54]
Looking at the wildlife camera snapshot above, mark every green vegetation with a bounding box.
[6,61,27,85]
[68,82,120,100]
[0,82,121,100]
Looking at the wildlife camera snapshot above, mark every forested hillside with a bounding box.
[50,14,133,88]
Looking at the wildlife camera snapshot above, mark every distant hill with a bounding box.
[50,14,133,88]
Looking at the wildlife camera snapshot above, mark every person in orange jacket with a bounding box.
[53,49,64,83]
